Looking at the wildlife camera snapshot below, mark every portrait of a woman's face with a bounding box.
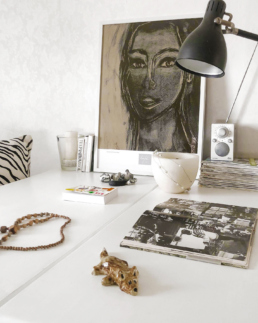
[98,18,202,154]
[126,24,184,121]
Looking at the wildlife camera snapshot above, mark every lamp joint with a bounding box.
[214,14,238,35]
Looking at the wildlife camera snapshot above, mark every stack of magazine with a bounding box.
[120,198,258,268]
[199,158,258,192]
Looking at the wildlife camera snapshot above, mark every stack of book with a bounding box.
[199,158,258,192]
[76,134,95,172]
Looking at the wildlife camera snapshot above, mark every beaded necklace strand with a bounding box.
[0,213,71,251]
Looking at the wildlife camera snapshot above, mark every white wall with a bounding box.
[0,0,258,175]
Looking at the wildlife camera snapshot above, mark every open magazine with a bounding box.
[120,198,258,268]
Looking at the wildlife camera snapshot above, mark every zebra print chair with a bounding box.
[0,135,33,185]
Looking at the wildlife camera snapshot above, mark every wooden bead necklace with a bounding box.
[0,212,71,251]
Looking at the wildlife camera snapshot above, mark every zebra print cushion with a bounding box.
[0,135,33,185]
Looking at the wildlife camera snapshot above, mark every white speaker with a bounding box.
[211,124,234,161]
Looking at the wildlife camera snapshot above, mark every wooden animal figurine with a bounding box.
[92,249,139,296]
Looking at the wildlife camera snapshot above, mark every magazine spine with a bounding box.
[86,135,94,172]
[81,137,88,172]
[76,136,85,171]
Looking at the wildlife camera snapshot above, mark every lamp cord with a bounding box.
[226,42,258,123]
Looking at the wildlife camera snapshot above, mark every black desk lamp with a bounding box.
[176,0,258,78]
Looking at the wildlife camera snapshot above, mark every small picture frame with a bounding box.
[94,15,206,175]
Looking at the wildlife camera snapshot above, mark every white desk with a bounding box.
[0,169,156,304]
[1,170,258,323]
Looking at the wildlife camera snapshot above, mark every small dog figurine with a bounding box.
[92,249,139,296]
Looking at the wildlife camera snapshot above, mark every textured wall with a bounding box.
[0,0,258,175]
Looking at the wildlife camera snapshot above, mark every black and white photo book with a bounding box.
[120,198,258,268]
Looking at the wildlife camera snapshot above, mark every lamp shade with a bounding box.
[176,0,227,78]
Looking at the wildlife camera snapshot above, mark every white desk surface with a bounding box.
[1,170,258,323]
[0,169,156,304]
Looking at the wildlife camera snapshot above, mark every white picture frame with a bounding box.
[94,15,206,176]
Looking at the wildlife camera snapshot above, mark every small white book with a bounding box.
[76,137,85,171]
[86,135,94,172]
[81,137,88,172]
[62,185,118,205]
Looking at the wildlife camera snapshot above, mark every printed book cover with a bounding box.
[62,185,118,204]
[120,198,258,268]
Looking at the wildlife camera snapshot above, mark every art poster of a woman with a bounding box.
[97,17,204,174]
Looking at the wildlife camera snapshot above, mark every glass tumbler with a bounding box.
[57,132,78,171]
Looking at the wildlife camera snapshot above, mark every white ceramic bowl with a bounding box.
[152,152,199,194]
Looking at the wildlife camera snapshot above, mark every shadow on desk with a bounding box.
[138,267,173,296]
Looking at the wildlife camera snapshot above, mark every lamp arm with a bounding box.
[215,17,258,41]
[235,29,258,42]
